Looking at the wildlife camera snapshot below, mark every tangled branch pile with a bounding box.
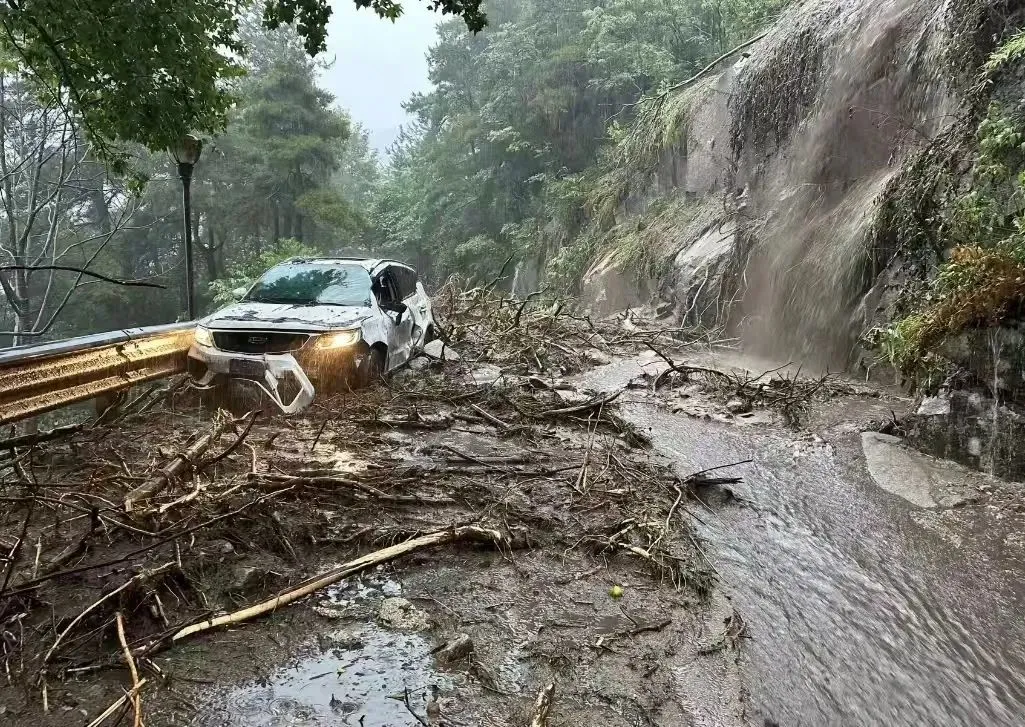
[0,285,737,724]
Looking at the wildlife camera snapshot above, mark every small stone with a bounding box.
[433,633,473,663]
[209,539,234,555]
[313,606,348,620]
[424,340,460,361]
[378,597,431,631]
[725,398,751,415]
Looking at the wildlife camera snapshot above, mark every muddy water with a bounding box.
[582,355,1025,726]
[194,575,453,727]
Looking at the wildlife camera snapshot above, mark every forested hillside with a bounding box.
[0,0,787,345]
[371,0,787,286]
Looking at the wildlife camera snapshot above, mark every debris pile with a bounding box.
[0,287,780,725]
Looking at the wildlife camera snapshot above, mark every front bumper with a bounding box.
[187,344,315,414]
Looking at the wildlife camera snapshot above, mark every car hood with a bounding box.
[201,302,373,332]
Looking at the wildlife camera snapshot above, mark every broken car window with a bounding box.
[244,263,373,306]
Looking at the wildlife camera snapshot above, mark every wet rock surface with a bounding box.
[907,389,1025,480]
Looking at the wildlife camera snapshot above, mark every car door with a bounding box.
[396,265,430,346]
[374,267,415,368]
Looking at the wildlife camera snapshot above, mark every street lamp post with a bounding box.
[170,135,203,320]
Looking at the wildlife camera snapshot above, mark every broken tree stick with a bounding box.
[146,525,507,652]
[0,422,83,451]
[538,390,621,419]
[198,410,260,470]
[124,416,234,512]
[249,473,455,505]
[529,682,556,727]
[85,678,149,727]
[115,612,143,727]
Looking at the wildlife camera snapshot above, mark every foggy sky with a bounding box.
[318,1,440,157]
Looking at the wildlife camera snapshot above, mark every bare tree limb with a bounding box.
[0,265,165,288]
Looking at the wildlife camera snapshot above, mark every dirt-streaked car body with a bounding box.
[187,257,436,412]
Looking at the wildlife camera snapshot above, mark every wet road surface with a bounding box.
[581,354,1025,726]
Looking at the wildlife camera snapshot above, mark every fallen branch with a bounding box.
[0,265,166,289]
[138,525,507,655]
[469,403,512,430]
[250,473,455,505]
[197,410,260,470]
[0,423,84,451]
[115,612,143,727]
[5,492,287,598]
[529,682,556,727]
[537,390,621,419]
[0,489,36,598]
[85,678,149,727]
[403,686,430,727]
[124,415,234,512]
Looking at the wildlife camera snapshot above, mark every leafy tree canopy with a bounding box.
[0,0,487,167]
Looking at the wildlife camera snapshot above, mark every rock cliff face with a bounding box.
[580,0,1025,475]
[588,0,963,360]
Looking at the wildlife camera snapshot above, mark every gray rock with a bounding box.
[906,390,1025,481]
[225,565,282,597]
[916,396,951,417]
[725,397,751,414]
[378,597,431,631]
[432,633,473,663]
[312,605,349,620]
[667,219,738,328]
[424,340,460,361]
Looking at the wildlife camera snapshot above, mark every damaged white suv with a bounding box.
[187,257,437,412]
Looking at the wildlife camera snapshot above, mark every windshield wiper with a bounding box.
[244,297,312,304]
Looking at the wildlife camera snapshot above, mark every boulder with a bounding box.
[666,219,738,328]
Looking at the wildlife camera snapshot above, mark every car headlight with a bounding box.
[315,328,361,350]
[194,325,214,347]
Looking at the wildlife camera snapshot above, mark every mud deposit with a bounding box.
[580,351,1025,726]
[7,298,1025,727]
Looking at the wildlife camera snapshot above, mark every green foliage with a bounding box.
[0,0,488,169]
[601,195,704,283]
[982,29,1025,77]
[209,239,319,307]
[881,102,1025,379]
[590,81,708,228]
[371,0,785,290]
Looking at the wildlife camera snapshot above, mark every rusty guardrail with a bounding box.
[0,323,194,425]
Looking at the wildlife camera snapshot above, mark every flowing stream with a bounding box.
[581,353,1025,726]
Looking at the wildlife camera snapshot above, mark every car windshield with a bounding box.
[244,263,372,306]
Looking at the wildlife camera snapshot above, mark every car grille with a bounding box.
[212,331,310,354]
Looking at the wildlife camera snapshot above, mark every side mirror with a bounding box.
[232,286,248,298]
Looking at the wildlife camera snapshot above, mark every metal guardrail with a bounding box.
[0,323,194,425]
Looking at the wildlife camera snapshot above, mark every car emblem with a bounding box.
[248,335,268,344]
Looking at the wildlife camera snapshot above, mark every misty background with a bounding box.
[319,1,438,156]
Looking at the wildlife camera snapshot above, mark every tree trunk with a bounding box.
[11,267,28,347]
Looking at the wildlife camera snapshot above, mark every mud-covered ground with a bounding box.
[5,293,1025,727]
[0,296,772,727]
